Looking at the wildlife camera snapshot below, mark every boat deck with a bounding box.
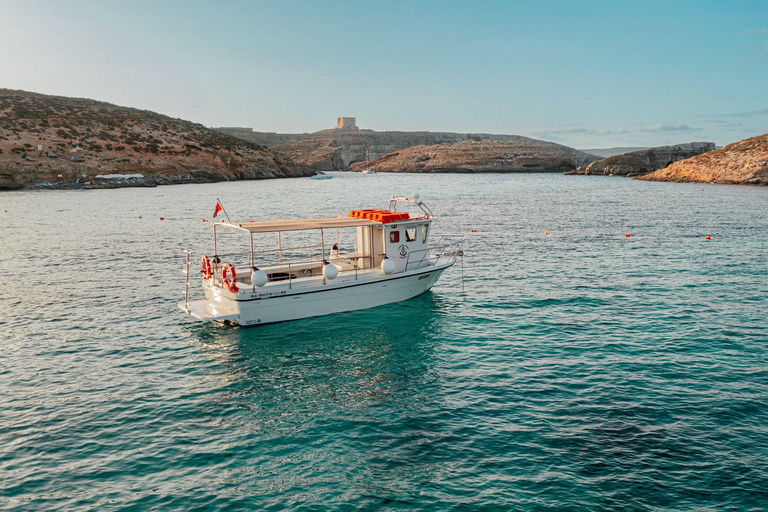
[179,299,239,321]
[229,264,386,294]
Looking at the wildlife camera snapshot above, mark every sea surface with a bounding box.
[2,173,767,511]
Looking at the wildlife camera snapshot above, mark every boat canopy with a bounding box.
[222,216,381,233]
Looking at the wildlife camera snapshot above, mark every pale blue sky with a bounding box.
[1,0,766,148]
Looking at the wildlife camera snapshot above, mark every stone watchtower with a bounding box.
[336,117,358,131]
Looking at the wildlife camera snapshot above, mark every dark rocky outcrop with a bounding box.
[345,140,598,173]
[637,133,768,185]
[0,89,314,190]
[567,142,715,177]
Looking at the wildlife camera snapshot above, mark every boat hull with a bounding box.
[179,265,449,326]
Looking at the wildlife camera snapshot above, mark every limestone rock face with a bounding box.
[220,127,596,170]
[579,146,648,158]
[345,140,598,173]
[272,138,345,171]
[0,89,313,190]
[0,164,28,190]
[567,142,716,177]
[638,133,768,185]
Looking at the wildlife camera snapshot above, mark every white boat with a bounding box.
[178,195,464,326]
[311,171,333,180]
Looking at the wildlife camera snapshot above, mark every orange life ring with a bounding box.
[201,255,212,280]
[222,263,238,293]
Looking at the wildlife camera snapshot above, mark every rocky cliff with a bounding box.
[567,142,715,177]
[272,138,346,170]
[345,139,598,173]
[219,126,582,170]
[0,89,313,190]
[637,133,768,185]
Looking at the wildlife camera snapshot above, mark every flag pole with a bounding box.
[216,198,232,223]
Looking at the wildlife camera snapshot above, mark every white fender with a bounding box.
[251,268,268,287]
[381,258,395,274]
[323,262,339,280]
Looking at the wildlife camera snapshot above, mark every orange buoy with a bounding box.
[222,263,238,293]
[138,215,142,218]
[200,255,212,280]
[471,229,477,233]
[625,233,631,237]
[159,217,164,220]
[705,236,711,240]
[545,231,549,235]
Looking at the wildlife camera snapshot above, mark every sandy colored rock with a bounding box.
[567,142,715,177]
[637,133,768,185]
[346,140,597,173]
[0,89,313,190]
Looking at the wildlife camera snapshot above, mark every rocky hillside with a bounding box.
[637,133,768,185]
[346,139,598,173]
[567,142,715,177]
[0,89,313,190]
[220,126,588,170]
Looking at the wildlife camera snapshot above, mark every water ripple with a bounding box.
[2,175,768,510]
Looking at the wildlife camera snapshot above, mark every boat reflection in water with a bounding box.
[189,291,455,399]
[185,291,460,497]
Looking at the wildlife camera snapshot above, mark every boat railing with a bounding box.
[207,243,383,291]
[209,242,327,282]
[389,195,434,219]
[214,242,325,267]
[404,240,464,270]
[205,237,463,293]
[278,255,380,290]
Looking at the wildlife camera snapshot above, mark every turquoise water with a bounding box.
[2,173,767,510]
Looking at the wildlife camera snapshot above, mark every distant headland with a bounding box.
[217,119,767,185]
[638,133,768,185]
[2,90,767,189]
[566,143,716,177]
[213,119,599,172]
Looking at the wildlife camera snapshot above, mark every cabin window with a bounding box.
[390,230,400,243]
[422,224,429,244]
[405,228,416,242]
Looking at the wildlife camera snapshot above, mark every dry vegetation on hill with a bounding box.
[0,89,313,189]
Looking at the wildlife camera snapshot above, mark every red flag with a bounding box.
[213,201,223,218]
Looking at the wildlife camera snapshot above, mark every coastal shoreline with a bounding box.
[21,175,221,191]
[5,172,324,192]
